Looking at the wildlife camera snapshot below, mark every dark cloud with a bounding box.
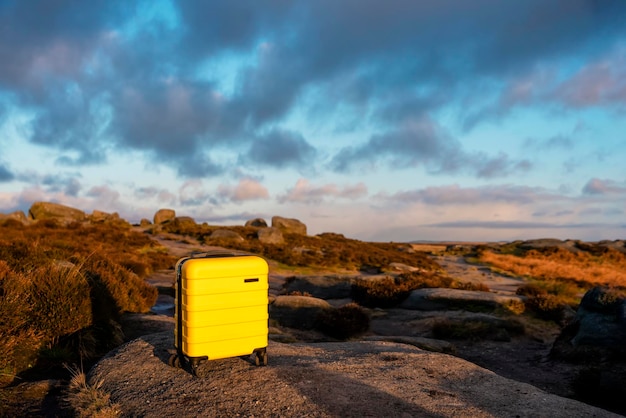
[330,118,530,177]
[0,163,14,181]
[241,129,317,170]
[1,0,625,178]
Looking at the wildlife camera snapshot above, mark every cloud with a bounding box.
[427,220,617,229]
[523,134,574,151]
[331,118,530,178]
[1,0,625,181]
[179,180,213,206]
[218,178,269,203]
[0,163,14,182]
[241,129,317,170]
[85,184,122,208]
[380,184,556,206]
[582,178,626,195]
[134,186,176,204]
[278,178,367,204]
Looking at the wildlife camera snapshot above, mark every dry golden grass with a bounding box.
[410,243,448,253]
[0,221,177,378]
[64,366,121,418]
[479,247,626,288]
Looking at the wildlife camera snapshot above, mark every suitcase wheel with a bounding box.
[190,358,208,378]
[168,354,182,369]
[254,349,268,367]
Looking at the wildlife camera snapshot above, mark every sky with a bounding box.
[1,0,626,242]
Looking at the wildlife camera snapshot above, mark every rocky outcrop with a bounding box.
[139,218,152,227]
[90,210,120,223]
[28,202,85,223]
[245,218,268,227]
[0,210,28,224]
[270,295,331,329]
[552,287,626,359]
[257,227,284,244]
[88,332,617,418]
[272,216,307,235]
[208,229,244,242]
[284,275,355,300]
[153,209,175,225]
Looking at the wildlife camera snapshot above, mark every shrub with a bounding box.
[432,317,524,341]
[517,280,578,321]
[352,271,490,309]
[315,303,370,340]
[525,294,567,322]
[26,263,93,342]
[64,366,121,418]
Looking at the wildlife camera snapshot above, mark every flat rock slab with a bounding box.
[89,332,617,417]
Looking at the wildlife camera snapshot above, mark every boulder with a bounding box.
[272,216,307,235]
[284,275,355,299]
[171,216,196,228]
[209,229,244,242]
[400,288,525,311]
[257,227,284,244]
[552,286,626,359]
[270,295,331,329]
[154,209,176,224]
[90,210,120,223]
[245,218,268,227]
[0,210,28,224]
[139,218,152,227]
[28,202,85,223]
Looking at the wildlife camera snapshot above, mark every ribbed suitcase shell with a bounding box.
[174,254,269,363]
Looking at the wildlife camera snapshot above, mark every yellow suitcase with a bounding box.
[169,252,269,375]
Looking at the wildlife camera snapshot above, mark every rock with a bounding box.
[400,288,525,311]
[271,216,307,235]
[284,275,355,299]
[88,332,617,418]
[0,211,28,225]
[28,201,85,223]
[552,287,626,359]
[270,295,331,329]
[154,208,175,224]
[209,229,244,242]
[245,218,268,227]
[597,240,626,254]
[90,210,120,223]
[139,218,152,227]
[362,335,456,354]
[257,227,284,244]
[387,262,422,273]
[170,216,196,228]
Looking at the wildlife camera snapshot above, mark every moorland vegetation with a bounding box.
[1,210,626,415]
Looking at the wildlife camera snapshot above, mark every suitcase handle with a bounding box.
[189,250,240,258]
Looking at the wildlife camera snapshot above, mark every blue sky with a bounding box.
[1,0,626,242]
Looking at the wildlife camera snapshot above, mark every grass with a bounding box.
[64,366,121,418]
[478,246,626,288]
[352,271,490,309]
[0,220,178,378]
[315,303,370,340]
[158,222,441,272]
